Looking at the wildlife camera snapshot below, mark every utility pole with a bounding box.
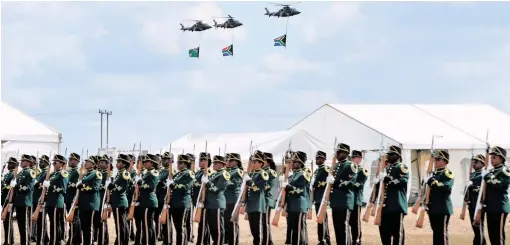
[99,110,112,149]
[106,110,112,149]
[99,110,104,148]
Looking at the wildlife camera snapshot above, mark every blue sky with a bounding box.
[2,1,510,152]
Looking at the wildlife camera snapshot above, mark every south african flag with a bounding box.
[274,34,286,47]
[222,44,233,57]
[189,47,200,58]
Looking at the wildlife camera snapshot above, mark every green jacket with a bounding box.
[78,170,102,211]
[427,167,454,215]
[127,169,137,204]
[382,162,409,215]
[157,167,170,206]
[107,168,130,208]
[65,167,80,204]
[245,169,268,213]
[33,168,49,206]
[330,159,357,210]
[170,169,194,208]
[13,167,36,207]
[138,168,159,209]
[483,165,510,213]
[46,170,69,208]
[192,168,210,205]
[1,170,15,206]
[205,168,229,209]
[466,170,483,211]
[99,169,109,204]
[263,167,278,208]
[353,165,368,206]
[312,165,330,204]
[225,167,243,205]
[285,168,311,213]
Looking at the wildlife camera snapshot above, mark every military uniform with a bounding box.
[185,153,196,242]
[262,152,277,245]
[30,157,40,243]
[195,152,212,245]
[78,156,102,245]
[245,151,269,245]
[1,158,17,245]
[45,154,69,245]
[483,146,509,245]
[426,150,454,245]
[349,150,368,245]
[159,152,177,245]
[127,154,137,241]
[93,155,110,245]
[12,155,37,245]
[311,151,331,245]
[328,144,357,245]
[34,159,50,245]
[168,154,195,245]
[65,154,82,245]
[285,151,311,245]
[107,154,131,245]
[224,153,243,245]
[136,154,159,245]
[203,156,229,245]
[379,145,409,245]
[465,154,486,245]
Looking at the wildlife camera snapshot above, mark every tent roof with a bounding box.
[328,104,489,149]
[1,101,61,143]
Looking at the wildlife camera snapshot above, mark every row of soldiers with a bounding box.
[1,143,508,245]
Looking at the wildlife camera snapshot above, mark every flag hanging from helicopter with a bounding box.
[189,47,200,58]
[274,34,286,47]
[265,2,301,48]
[222,45,233,56]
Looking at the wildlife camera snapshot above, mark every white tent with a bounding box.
[1,102,61,166]
[289,103,510,207]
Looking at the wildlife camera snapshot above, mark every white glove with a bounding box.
[310,177,316,185]
[43,181,50,188]
[201,175,209,184]
[105,180,111,187]
[423,176,431,185]
[9,180,16,187]
[373,177,380,183]
[326,175,335,184]
[481,170,489,178]
[378,172,387,181]
[243,174,252,182]
[134,176,142,182]
[165,179,174,187]
[281,181,288,188]
[278,176,285,182]
[466,181,473,186]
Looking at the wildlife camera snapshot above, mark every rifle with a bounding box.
[316,137,338,224]
[271,141,293,227]
[372,152,388,225]
[127,143,144,221]
[32,153,54,222]
[363,141,384,222]
[231,158,253,223]
[66,166,85,222]
[193,141,209,223]
[101,155,113,222]
[412,136,437,215]
[415,136,439,228]
[1,166,19,221]
[472,131,490,226]
[460,146,475,220]
[160,144,173,224]
[307,150,314,220]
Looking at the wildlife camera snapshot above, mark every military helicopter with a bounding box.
[179,20,212,32]
[265,2,301,18]
[212,15,243,29]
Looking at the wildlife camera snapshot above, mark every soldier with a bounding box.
[134,153,159,245]
[134,155,147,245]
[44,154,69,245]
[11,154,37,245]
[33,155,50,245]
[377,145,409,245]
[186,153,196,243]
[224,153,243,245]
[283,151,294,245]
[262,152,277,245]
[159,152,176,245]
[465,154,486,245]
[94,155,111,245]
[195,152,212,245]
[1,157,18,245]
[311,151,331,245]
[350,150,368,245]
[127,154,137,241]
[483,146,509,245]
[201,155,229,245]
[107,154,131,245]
[426,150,454,245]
[282,151,311,245]
[325,143,357,245]
[77,155,102,245]
[66,152,82,245]
[168,154,195,245]
[243,151,268,245]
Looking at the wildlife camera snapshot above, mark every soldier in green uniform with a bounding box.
[377,145,409,245]
[283,151,294,245]
[350,150,368,245]
[94,155,111,245]
[159,152,176,245]
[44,154,69,245]
[107,154,131,245]
[224,153,243,245]
[1,157,18,245]
[133,155,147,245]
[201,155,229,245]
[186,153,196,243]
[10,154,36,245]
[426,150,454,245]
[262,152,277,245]
[127,154,137,241]
[33,155,50,245]
[325,143,357,245]
[311,151,330,245]
[243,151,268,245]
[66,152,82,245]
[195,152,212,245]
[465,154,486,245]
[483,146,509,245]
[134,154,159,245]
[282,151,311,245]
[77,155,102,245]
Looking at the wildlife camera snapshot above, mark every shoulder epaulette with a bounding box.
[151,169,159,176]
[29,169,37,178]
[122,170,130,180]
[96,171,103,179]
[400,164,409,174]
[61,170,69,178]
[261,170,269,180]
[223,170,231,181]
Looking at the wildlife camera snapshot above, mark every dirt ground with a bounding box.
[2,208,509,244]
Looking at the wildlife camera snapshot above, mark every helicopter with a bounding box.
[265,2,301,18]
[179,20,212,32]
[212,15,243,29]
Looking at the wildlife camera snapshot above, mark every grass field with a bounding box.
[2,208,509,244]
